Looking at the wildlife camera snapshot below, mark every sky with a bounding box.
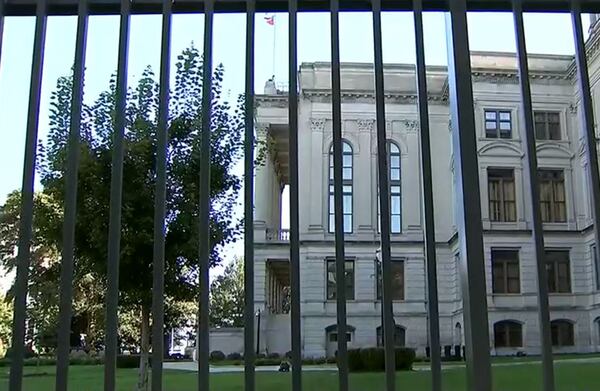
[0,11,592,288]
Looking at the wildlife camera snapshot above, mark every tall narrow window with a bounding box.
[538,170,566,223]
[485,109,512,139]
[376,259,404,300]
[534,111,561,140]
[494,321,523,348]
[545,250,571,293]
[488,169,516,222]
[378,141,402,233]
[326,259,355,300]
[593,245,600,291]
[389,142,402,233]
[329,141,353,233]
[376,325,406,347]
[551,320,574,347]
[492,250,520,294]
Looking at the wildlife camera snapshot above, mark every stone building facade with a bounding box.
[253,27,600,358]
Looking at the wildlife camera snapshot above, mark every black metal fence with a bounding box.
[2,1,600,391]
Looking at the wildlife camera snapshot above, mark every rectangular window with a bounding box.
[538,170,566,223]
[593,245,599,291]
[485,110,512,139]
[329,332,352,342]
[488,169,516,222]
[545,250,571,293]
[327,259,355,300]
[492,250,520,294]
[376,260,404,300]
[534,111,561,140]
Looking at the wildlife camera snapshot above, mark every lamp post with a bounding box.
[255,309,261,355]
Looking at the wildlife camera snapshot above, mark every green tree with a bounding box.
[0,295,13,357]
[0,191,107,353]
[37,45,244,390]
[210,257,244,328]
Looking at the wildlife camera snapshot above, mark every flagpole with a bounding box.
[272,14,276,79]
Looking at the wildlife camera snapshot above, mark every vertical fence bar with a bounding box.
[512,2,555,391]
[104,0,130,389]
[288,0,302,391]
[572,1,600,308]
[288,0,302,390]
[198,0,214,390]
[244,1,256,390]
[8,0,47,389]
[0,0,4,66]
[412,1,442,390]
[445,1,491,390]
[55,1,89,389]
[371,1,395,390]
[151,0,172,389]
[330,0,349,389]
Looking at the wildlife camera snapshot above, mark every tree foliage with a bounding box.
[209,257,244,328]
[37,45,244,309]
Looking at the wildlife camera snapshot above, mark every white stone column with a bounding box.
[255,125,274,238]
[308,118,326,232]
[402,120,422,233]
[356,119,375,233]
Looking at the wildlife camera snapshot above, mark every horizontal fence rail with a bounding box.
[4,0,600,15]
[3,1,600,391]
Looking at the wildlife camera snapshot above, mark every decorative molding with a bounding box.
[357,119,375,132]
[569,103,577,114]
[256,95,288,108]
[310,118,326,132]
[402,120,419,133]
[448,119,453,132]
[302,89,447,103]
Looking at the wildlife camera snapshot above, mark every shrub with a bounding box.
[302,358,315,365]
[267,352,280,359]
[313,357,327,365]
[4,346,36,360]
[347,347,415,372]
[255,358,281,366]
[209,350,226,361]
[285,351,292,359]
[326,357,337,364]
[226,352,242,360]
[361,347,385,372]
[394,347,416,370]
[116,354,149,368]
[256,353,266,359]
[348,349,363,372]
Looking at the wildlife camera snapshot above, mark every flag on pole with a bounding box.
[264,14,275,26]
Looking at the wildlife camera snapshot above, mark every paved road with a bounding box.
[165,356,600,373]
[164,362,337,373]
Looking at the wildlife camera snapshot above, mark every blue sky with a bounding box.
[0,11,591,283]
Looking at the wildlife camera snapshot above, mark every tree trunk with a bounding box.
[137,305,150,391]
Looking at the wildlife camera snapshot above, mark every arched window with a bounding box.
[329,141,353,233]
[378,141,402,233]
[551,320,574,347]
[494,320,522,348]
[595,317,600,345]
[376,325,406,347]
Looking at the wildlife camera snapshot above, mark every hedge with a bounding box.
[0,357,104,367]
[209,350,226,361]
[116,354,152,368]
[347,347,416,372]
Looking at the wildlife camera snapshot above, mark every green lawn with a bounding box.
[1,360,599,391]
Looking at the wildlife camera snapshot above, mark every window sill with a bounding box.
[491,293,521,296]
